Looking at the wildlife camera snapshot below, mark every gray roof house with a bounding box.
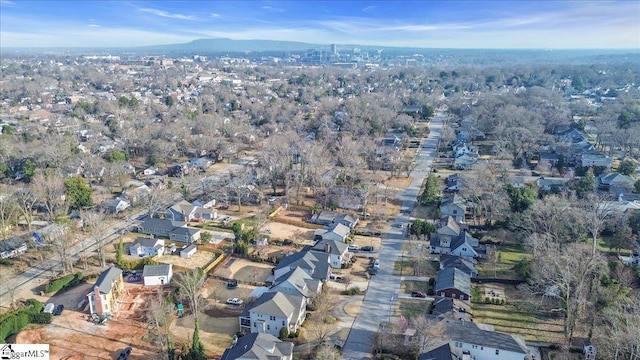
[439,254,478,278]
[430,297,472,322]
[239,291,306,337]
[138,217,200,244]
[418,343,465,360]
[537,177,570,192]
[581,152,612,168]
[440,319,530,360]
[271,267,322,298]
[100,197,130,214]
[309,210,359,228]
[440,194,467,224]
[311,239,350,269]
[447,232,479,258]
[129,237,165,257]
[320,223,351,243]
[0,236,28,259]
[597,173,636,194]
[220,332,293,360]
[435,268,472,301]
[272,246,331,282]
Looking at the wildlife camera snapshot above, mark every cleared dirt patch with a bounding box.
[158,249,217,270]
[171,313,237,358]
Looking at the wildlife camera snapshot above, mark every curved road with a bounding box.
[342,108,446,359]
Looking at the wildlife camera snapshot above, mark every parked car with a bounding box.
[361,246,374,252]
[348,244,360,251]
[330,274,344,282]
[53,304,64,315]
[117,346,132,360]
[268,197,277,203]
[226,280,238,289]
[43,303,55,314]
[373,259,380,269]
[226,298,243,306]
[411,291,427,298]
[370,267,378,276]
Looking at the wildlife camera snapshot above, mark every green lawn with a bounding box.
[476,243,530,279]
[396,298,432,320]
[400,280,431,294]
[472,302,565,343]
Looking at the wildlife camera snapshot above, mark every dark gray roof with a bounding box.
[219,332,293,360]
[274,246,330,281]
[140,217,186,231]
[171,227,200,236]
[132,237,163,248]
[435,268,471,295]
[242,291,304,320]
[180,244,197,253]
[272,267,319,298]
[143,264,172,277]
[449,232,478,253]
[0,236,26,252]
[311,239,348,255]
[94,267,123,294]
[418,343,463,360]
[440,255,477,276]
[441,319,528,354]
[431,297,472,321]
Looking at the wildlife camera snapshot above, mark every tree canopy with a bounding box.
[64,176,93,210]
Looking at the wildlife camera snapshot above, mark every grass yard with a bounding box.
[400,280,431,294]
[396,298,432,320]
[476,243,530,279]
[472,303,565,343]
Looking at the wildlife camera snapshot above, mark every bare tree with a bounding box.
[13,188,38,232]
[82,210,108,267]
[582,193,612,256]
[175,267,206,325]
[50,223,73,274]
[147,288,176,359]
[32,171,67,221]
[314,344,341,360]
[0,194,18,237]
[410,316,446,354]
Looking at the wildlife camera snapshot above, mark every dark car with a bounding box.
[370,267,378,276]
[361,246,374,252]
[53,304,64,315]
[411,291,427,298]
[117,347,132,360]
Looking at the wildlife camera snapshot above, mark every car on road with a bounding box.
[373,259,380,269]
[369,267,378,276]
[361,246,374,252]
[411,291,427,298]
[268,197,277,203]
[226,298,243,306]
[117,346,132,360]
[348,244,360,251]
[43,303,55,314]
[53,304,64,315]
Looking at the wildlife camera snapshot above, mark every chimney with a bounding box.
[93,286,103,316]
[325,244,331,253]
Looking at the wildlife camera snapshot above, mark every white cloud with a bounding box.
[88,24,100,28]
[0,0,16,7]
[210,13,221,18]
[362,6,377,14]
[139,8,197,21]
[260,6,284,13]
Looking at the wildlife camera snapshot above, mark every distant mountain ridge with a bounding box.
[144,38,327,52]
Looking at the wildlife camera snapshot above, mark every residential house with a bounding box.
[122,184,151,206]
[87,267,124,316]
[143,264,173,286]
[557,128,587,145]
[597,173,636,194]
[318,223,351,243]
[193,207,217,221]
[219,332,294,360]
[272,247,331,282]
[180,244,197,258]
[435,268,472,301]
[192,196,216,209]
[430,216,462,254]
[100,197,130,214]
[165,200,197,222]
[440,319,530,360]
[580,152,612,169]
[0,237,28,259]
[129,237,165,257]
[538,152,560,168]
[537,177,570,192]
[446,174,464,193]
[190,157,214,170]
[447,232,479,258]
[138,217,200,244]
[238,291,306,337]
[440,254,478,278]
[309,210,358,228]
[418,343,465,360]
[270,267,322,299]
[440,194,467,224]
[310,239,350,269]
[453,143,477,158]
[430,297,472,322]
[452,154,479,170]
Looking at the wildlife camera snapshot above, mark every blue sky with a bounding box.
[1,0,639,49]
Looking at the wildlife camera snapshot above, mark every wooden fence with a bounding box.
[203,253,227,274]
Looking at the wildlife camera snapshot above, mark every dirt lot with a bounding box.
[158,249,216,270]
[260,220,316,245]
[16,282,155,360]
[211,257,274,284]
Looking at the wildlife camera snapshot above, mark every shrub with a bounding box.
[279,327,289,339]
[29,312,52,324]
[485,297,491,304]
[428,278,436,286]
[45,272,83,294]
[0,299,44,343]
[346,287,361,295]
[426,288,434,296]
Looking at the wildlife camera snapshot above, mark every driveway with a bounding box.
[342,108,446,359]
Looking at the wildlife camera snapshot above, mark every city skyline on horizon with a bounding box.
[1,0,639,49]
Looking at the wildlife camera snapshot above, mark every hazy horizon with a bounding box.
[1,0,639,49]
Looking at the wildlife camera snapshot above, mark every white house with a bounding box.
[129,238,165,257]
[320,223,351,243]
[238,291,306,337]
[270,267,322,299]
[310,239,349,269]
[0,237,28,259]
[448,232,479,258]
[143,264,173,286]
[180,244,197,258]
[86,267,124,316]
[442,320,530,360]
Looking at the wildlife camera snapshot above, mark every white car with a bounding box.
[226,298,243,306]
[348,244,360,251]
[268,197,277,203]
[43,303,55,314]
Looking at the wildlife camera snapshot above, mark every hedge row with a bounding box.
[118,256,157,271]
[0,299,50,343]
[45,272,84,294]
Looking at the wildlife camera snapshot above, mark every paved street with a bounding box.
[342,109,445,359]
